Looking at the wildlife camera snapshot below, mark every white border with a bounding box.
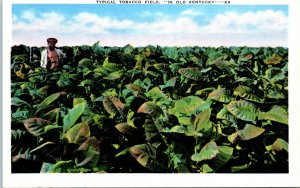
[2,0,300,187]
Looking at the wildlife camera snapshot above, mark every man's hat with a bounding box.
[47,38,58,43]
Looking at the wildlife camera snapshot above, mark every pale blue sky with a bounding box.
[12,4,288,47]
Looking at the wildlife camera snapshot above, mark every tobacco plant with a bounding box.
[11,43,288,173]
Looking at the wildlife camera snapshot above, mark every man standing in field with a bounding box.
[41,38,65,70]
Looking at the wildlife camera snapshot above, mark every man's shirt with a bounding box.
[40,48,65,68]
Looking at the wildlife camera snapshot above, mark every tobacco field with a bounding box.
[11,43,288,173]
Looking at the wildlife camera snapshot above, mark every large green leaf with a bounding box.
[103,96,125,118]
[213,59,233,72]
[216,106,236,123]
[258,105,288,125]
[65,122,90,144]
[172,96,205,115]
[178,67,202,80]
[11,97,31,107]
[238,124,265,140]
[159,77,177,90]
[265,68,285,83]
[76,136,100,168]
[145,87,168,102]
[226,100,257,121]
[137,101,163,116]
[34,91,66,114]
[163,47,179,60]
[115,122,137,134]
[210,146,234,171]
[191,108,212,134]
[228,123,264,143]
[266,138,288,152]
[208,88,233,103]
[63,101,87,133]
[191,141,219,162]
[126,84,145,96]
[23,118,51,136]
[233,85,264,103]
[129,144,157,169]
[171,96,206,126]
[191,99,213,116]
[264,53,282,65]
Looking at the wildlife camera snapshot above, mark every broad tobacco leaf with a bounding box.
[264,53,283,65]
[216,106,236,123]
[103,96,125,118]
[126,84,145,96]
[23,118,51,136]
[233,85,264,103]
[178,67,202,80]
[163,47,179,60]
[258,105,288,125]
[226,100,257,122]
[208,88,233,103]
[63,101,87,133]
[191,141,219,162]
[129,144,156,169]
[137,101,163,116]
[190,108,212,134]
[238,124,265,141]
[266,138,288,152]
[65,122,90,145]
[172,96,205,115]
[228,124,265,142]
[210,146,234,171]
[76,136,100,168]
[171,96,206,126]
[159,76,177,90]
[145,87,168,102]
[265,68,285,83]
[33,91,66,114]
[115,122,136,134]
[213,59,233,72]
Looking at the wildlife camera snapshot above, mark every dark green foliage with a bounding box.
[11,43,288,173]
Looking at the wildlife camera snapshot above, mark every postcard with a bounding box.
[2,0,300,187]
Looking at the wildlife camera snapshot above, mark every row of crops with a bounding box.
[11,42,288,173]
